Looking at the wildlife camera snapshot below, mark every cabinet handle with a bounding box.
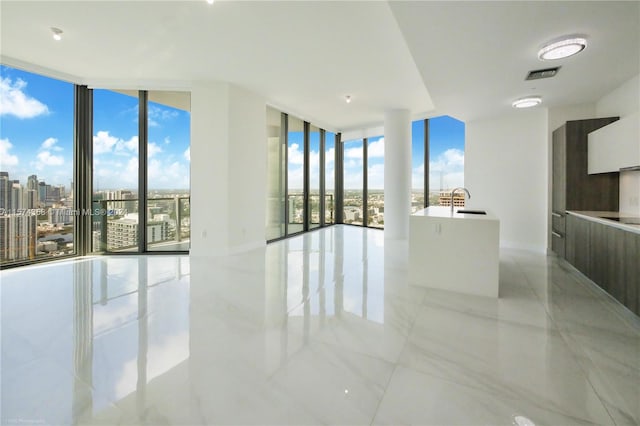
[552,231,563,238]
[552,212,563,218]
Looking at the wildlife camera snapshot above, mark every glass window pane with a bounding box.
[429,116,466,207]
[287,116,304,234]
[146,91,191,252]
[0,65,74,265]
[309,125,320,229]
[92,90,139,253]
[367,135,384,228]
[266,107,285,240]
[343,139,363,226]
[325,132,335,224]
[411,120,426,212]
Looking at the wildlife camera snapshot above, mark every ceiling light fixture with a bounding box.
[512,96,542,108]
[538,36,587,60]
[345,95,351,104]
[51,27,63,41]
[207,0,214,4]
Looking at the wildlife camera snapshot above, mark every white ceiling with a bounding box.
[389,1,640,122]
[1,1,638,130]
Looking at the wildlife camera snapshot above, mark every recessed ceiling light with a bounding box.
[51,27,63,41]
[206,0,214,4]
[345,95,352,104]
[512,96,542,108]
[538,36,587,60]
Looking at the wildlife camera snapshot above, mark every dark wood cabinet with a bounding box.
[566,213,639,316]
[551,117,619,257]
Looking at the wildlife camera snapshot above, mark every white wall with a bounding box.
[596,74,640,118]
[466,108,548,252]
[227,84,267,252]
[190,81,266,256]
[190,82,230,256]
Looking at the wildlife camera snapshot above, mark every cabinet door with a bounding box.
[623,231,640,316]
[573,216,591,276]
[552,126,566,212]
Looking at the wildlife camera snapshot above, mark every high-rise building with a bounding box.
[0,172,11,210]
[38,182,48,205]
[48,208,73,225]
[27,175,39,206]
[106,213,168,250]
[11,180,23,210]
[0,214,37,261]
[24,190,38,209]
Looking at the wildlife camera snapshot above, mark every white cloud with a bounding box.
[164,137,171,145]
[183,147,190,162]
[412,163,424,190]
[428,149,465,190]
[368,163,385,189]
[345,145,363,159]
[288,143,304,165]
[40,137,63,151]
[94,131,140,156]
[121,136,138,154]
[0,138,19,166]
[35,151,64,169]
[148,158,189,189]
[430,148,464,172]
[148,105,179,128]
[93,131,120,154]
[148,142,162,158]
[368,137,384,158]
[0,77,49,119]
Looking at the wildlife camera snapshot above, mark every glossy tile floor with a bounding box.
[2,225,639,425]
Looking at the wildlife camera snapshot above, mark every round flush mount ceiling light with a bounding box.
[206,0,214,4]
[51,27,63,41]
[512,96,542,108]
[538,36,587,60]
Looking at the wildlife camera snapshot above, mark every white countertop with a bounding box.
[412,206,499,221]
[567,210,640,235]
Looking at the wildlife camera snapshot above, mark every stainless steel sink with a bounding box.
[456,209,486,215]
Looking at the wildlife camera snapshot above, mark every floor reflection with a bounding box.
[1,226,637,425]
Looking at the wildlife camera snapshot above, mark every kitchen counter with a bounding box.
[567,211,640,234]
[409,206,500,297]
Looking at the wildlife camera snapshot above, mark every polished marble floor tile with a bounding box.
[1,225,638,425]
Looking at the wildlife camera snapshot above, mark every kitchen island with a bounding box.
[409,206,500,297]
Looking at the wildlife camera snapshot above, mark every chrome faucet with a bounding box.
[450,187,471,214]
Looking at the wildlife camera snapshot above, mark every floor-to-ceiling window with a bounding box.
[343,138,364,226]
[92,90,140,253]
[266,108,338,242]
[411,116,465,211]
[266,107,286,240]
[325,132,335,224]
[411,119,427,213]
[428,116,466,207]
[92,90,191,254]
[287,116,305,235]
[309,125,321,230]
[367,135,384,228]
[0,65,74,266]
[146,91,191,252]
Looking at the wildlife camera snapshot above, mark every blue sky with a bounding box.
[0,65,191,192]
[287,115,464,191]
[340,116,465,190]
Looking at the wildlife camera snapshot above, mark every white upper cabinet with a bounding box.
[588,112,640,174]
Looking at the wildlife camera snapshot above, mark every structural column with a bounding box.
[384,109,412,240]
